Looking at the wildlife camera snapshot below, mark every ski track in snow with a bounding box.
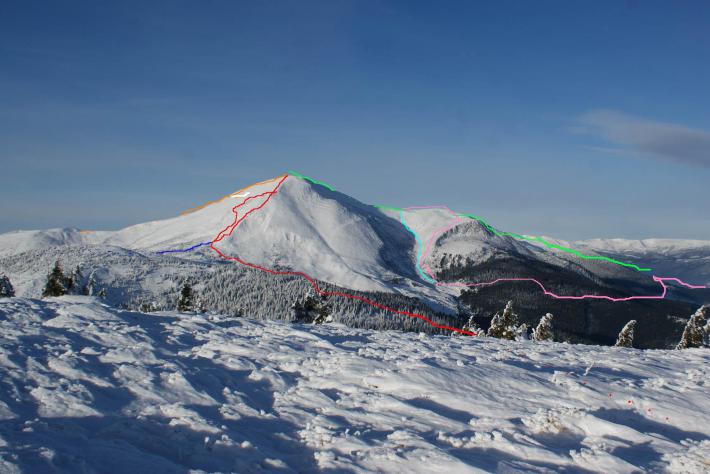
[0,296,708,473]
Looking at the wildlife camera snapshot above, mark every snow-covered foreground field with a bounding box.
[0,297,708,473]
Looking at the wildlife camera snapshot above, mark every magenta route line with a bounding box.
[439,275,705,302]
[400,206,707,301]
[401,206,464,281]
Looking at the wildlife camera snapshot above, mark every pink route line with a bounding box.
[401,206,707,301]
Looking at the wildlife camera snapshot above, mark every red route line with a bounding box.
[208,174,477,336]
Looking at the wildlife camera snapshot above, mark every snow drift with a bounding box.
[0,297,708,473]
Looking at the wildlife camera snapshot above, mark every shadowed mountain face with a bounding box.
[0,174,707,348]
[451,258,697,348]
[431,227,706,348]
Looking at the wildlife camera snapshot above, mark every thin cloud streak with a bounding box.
[575,109,710,167]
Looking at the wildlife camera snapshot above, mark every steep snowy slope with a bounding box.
[212,176,418,292]
[1,297,708,473]
[0,176,425,295]
[92,176,291,251]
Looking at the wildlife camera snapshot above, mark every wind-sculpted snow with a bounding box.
[0,297,708,473]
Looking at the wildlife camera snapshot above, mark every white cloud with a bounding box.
[574,109,710,167]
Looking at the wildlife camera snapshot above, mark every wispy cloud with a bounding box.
[573,109,710,167]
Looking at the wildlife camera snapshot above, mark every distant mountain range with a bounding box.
[1,173,707,348]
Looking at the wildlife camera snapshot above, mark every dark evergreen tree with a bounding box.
[0,275,14,298]
[42,261,69,298]
[177,283,195,312]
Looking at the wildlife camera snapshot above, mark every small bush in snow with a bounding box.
[676,306,707,349]
[532,313,554,342]
[461,314,483,336]
[515,323,530,341]
[615,320,637,348]
[0,275,14,298]
[293,290,332,324]
[70,265,85,295]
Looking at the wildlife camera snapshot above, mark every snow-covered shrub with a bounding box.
[293,290,332,324]
[461,313,483,336]
[70,265,85,295]
[615,320,637,348]
[0,275,14,298]
[515,323,530,341]
[532,313,554,342]
[676,306,707,349]
[487,300,518,340]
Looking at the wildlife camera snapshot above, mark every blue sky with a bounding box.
[1,1,709,240]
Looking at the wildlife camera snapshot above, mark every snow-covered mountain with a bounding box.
[3,173,708,294]
[575,238,710,289]
[0,176,419,294]
[0,296,708,473]
[0,173,707,347]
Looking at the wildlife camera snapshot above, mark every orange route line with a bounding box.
[179,174,288,216]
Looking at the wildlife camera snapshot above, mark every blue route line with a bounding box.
[156,241,213,255]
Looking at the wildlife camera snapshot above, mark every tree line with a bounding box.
[1,263,708,350]
[461,299,709,350]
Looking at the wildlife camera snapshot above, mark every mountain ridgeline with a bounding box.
[0,174,708,348]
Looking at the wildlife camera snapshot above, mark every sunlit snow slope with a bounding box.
[211,176,417,292]
[0,297,708,473]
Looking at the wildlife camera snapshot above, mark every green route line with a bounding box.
[288,171,651,273]
[456,213,651,272]
[373,205,404,212]
[288,171,336,191]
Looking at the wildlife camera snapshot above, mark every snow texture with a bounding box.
[1,297,708,473]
